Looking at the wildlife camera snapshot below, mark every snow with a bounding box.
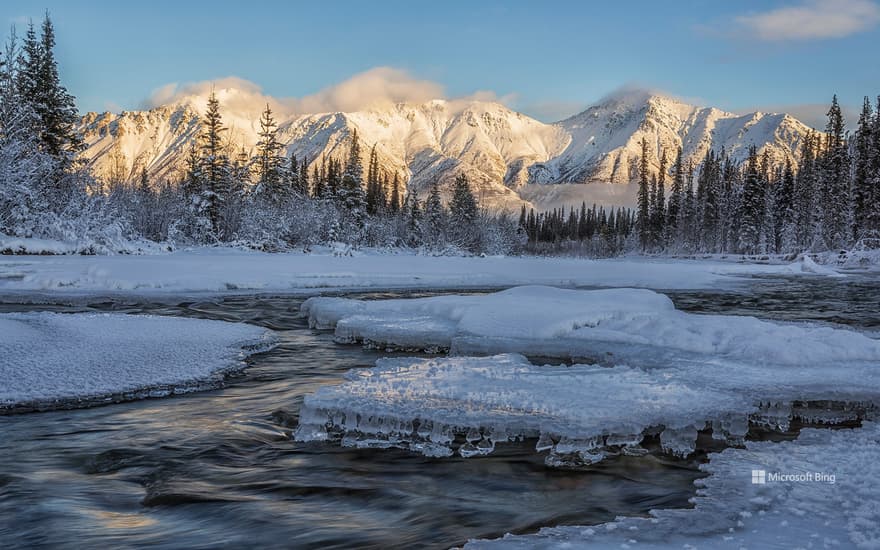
[0,248,833,296]
[465,421,880,549]
[0,233,164,256]
[0,312,276,410]
[296,287,880,460]
[799,254,845,277]
[302,286,879,366]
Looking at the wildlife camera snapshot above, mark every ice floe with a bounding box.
[0,312,276,410]
[302,286,880,367]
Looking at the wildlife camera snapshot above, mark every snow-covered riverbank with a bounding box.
[0,247,839,296]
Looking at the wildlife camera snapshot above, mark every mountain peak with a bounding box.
[77,86,814,211]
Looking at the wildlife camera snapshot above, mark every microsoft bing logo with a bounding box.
[751,470,766,484]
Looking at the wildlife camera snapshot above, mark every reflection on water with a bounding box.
[1,275,878,549]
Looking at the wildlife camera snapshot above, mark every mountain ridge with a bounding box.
[78,88,815,210]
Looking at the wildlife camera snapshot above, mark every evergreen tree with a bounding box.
[853,96,874,239]
[636,137,651,250]
[406,188,422,245]
[448,173,479,250]
[449,173,478,224]
[389,172,401,213]
[254,103,284,201]
[739,146,764,254]
[869,96,880,236]
[283,153,299,195]
[17,14,82,163]
[365,145,381,214]
[339,130,366,224]
[199,90,231,239]
[666,147,684,244]
[818,95,851,249]
[776,158,797,251]
[425,181,445,245]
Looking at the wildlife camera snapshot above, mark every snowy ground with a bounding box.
[0,247,839,296]
[465,422,880,549]
[0,312,276,410]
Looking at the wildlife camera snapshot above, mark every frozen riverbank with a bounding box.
[0,247,837,297]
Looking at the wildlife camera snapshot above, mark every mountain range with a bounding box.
[78,87,814,210]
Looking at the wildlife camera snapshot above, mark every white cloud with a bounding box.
[735,0,880,41]
[292,67,444,113]
[140,67,519,117]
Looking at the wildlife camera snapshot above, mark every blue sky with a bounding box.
[2,0,878,126]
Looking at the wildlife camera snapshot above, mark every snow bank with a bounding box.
[465,421,880,549]
[799,254,844,277]
[0,312,276,410]
[0,233,166,256]
[0,247,828,295]
[302,286,880,367]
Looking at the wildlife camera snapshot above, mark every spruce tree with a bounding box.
[389,172,401,213]
[739,146,764,254]
[666,147,684,245]
[199,90,231,239]
[818,95,851,249]
[339,129,366,224]
[426,181,444,244]
[17,14,82,164]
[869,97,880,237]
[254,103,284,201]
[449,173,479,250]
[853,96,874,239]
[636,137,651,250]
[449,173,478,224]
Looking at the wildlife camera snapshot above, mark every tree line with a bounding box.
[631,95,880,256]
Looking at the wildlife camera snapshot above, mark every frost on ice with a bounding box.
[296,287,880,462]
[465,422,880,549]
[0,312,276,410]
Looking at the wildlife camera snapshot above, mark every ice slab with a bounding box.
[303,286,880,368]
[0,312,276,410]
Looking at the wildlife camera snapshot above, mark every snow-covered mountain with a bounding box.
[78,87,813,209]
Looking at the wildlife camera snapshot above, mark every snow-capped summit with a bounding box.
[529,91,811,185]
[77,86,814,209]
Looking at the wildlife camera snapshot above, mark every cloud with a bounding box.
[143,76,282,116]
[292,67,444,113]
[735,0,880,41]
[140,67,521,118]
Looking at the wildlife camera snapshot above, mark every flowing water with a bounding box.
[1,276,878,549]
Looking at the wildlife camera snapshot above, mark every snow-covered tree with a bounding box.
[254,103,285,201]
